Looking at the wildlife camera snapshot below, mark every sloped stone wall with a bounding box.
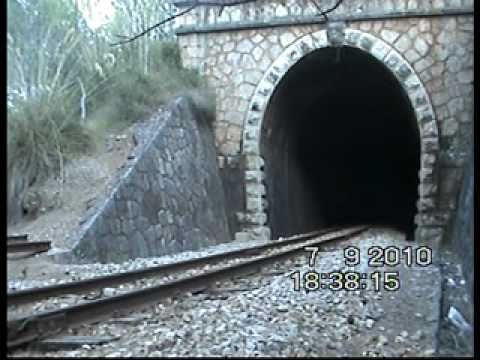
[217,155,245,238]
[59,97,230,263]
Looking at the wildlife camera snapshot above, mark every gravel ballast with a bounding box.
[9,228,443,357]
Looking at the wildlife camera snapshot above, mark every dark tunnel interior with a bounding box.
[261,46,420,239]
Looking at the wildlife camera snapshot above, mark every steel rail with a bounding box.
[7,252,43,261]
[7,241,51,254]
[7,234,29,243]
[7,226,368,349]
[8,227,338,306]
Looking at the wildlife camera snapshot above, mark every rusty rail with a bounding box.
[7,234,29,243]
[7,241,51,254]
[7,226,368,349]
[8,228,337,306]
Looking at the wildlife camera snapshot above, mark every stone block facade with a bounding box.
[59,97,230,263]
[447,139,473,300]
[175,0,473,245]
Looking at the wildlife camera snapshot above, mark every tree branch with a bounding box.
[311,0,344,22]
[110,4,197,46]
[110,0,344,46]
[172,0,257,6]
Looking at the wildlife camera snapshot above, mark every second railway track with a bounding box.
[8,225,368,349]
[7,240,51,255]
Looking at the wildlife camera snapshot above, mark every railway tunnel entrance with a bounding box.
[261,46,420,239]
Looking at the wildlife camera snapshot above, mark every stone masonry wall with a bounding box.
[217,155,245,238]
[60,97,230,264]
[176,3,473,245]
[177,15,473,162]
[175,0,473,31]
[447,137,473,300]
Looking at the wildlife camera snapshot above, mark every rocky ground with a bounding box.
[8,129,137,252]
[7,234,270,288]
[436,247,474,357]
[9,228,451,357]
[7,116,161,281]
[7,141,132,284]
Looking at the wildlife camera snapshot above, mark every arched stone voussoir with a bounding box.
[344,28,362,46]
[244,28,439,155]
[370,38,393,62]
[384,48,405,75]
[245,154,265,170]
[240,28,441,239]
[311,29,328,48]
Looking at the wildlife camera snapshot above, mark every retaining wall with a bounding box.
[59,97,231,263]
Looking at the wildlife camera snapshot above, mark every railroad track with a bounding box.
[7,234,29,243]
[7,241,51,254]
[7,225,368,349]
[8,228,336,306]
[7,234,51,259]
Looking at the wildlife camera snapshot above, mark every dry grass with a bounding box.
[8,41,214,224]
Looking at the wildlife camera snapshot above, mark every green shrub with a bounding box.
[156,41,183,70]
[7,39,214,224]
[7,91,95,222]
[90,41,209,129]
[8,93,94,181]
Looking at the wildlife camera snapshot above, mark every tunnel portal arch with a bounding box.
[240,28,440,241]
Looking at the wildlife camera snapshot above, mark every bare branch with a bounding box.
[110,0,260,46]
[110,0,344,46]
[172,0,257,6]
[110,4,196,46]
[310,0,344,22]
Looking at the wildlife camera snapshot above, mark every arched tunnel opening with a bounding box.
[261,46,420,240]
